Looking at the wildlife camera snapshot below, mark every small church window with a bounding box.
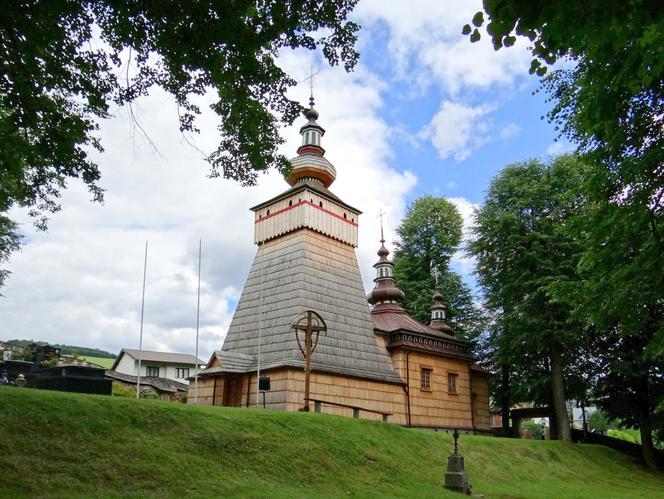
[448,373,458,394]
[289,200,293,206]
[319,201,323,207]
[343,213,347,219]
[267,209,270,215]
[421,368,432,390]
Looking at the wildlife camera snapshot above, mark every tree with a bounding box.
[549,168,664,469]
[0,0,360,286]
[392,196,484,342]
[465,2,663,223]
[465,2,664,467]
[470,155,592,442]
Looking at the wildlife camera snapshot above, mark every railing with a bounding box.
[571,428,664,467]
[304,397,391,422]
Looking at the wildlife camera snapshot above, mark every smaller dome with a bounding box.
[368,240,406,306]
[430,291,454,335]
[377,242,390,261]
[305,106,319,121]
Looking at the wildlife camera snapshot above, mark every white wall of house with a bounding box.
[113,354,195,385]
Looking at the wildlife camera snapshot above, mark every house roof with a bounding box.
[105,370,189,393]
[111,349,204,370]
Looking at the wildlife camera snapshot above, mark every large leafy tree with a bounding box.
[550,169,664,469]
[0,0,359,286]
[470,155,591,442]
[392,195,484,343]
[464,0,664,467]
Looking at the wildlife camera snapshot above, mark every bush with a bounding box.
[588,409,612,433]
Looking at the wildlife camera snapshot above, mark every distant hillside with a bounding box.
[0,387,662,498]
[4,339,116,359]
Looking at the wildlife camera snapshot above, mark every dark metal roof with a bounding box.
[105,370,189,393]
[371,304,461,342]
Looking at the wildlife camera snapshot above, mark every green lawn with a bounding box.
[0,387,661,498]
[62,355,115,368]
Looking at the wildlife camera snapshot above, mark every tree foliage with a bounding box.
[470,155,592,441]
[549,165,664,469]
[392,196,484,342]
[465,1,663,240]
[0,0,359,286]
[465,0,664,467]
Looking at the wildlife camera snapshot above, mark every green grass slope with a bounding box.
[0,387,661,498]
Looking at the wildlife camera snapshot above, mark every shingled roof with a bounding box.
[216,229,403,385]
[105,370,188,393]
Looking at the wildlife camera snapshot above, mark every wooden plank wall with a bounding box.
[190,365,491,431]
[391,350,475,429]
[188,377,215,405]
[254,189,359,246]
[471,373,491,430]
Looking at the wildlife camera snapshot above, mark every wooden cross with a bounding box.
[292,310,327,411]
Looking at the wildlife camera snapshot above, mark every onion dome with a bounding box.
[286,96,337,188]
[367,238,406,306]
[429,290,454,335]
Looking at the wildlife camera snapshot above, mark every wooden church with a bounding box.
[190,99,491,432]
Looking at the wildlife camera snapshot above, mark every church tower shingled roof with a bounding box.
[213,100,402,384]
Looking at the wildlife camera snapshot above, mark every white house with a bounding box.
[110,349,204,385]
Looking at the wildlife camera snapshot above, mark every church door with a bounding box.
[222,376,243,407]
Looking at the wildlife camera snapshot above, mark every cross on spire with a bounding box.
[431,264,441,286]
[377,209,386,243]
[303,63,320,106]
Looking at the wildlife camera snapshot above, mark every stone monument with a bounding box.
[444,429,471,494]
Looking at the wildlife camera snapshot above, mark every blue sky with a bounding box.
[0,1,571,358]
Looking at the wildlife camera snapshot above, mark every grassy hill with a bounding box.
[1,387,662,498]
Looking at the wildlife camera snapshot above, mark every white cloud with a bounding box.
[545,139,576,155]
[355,0,531,95]
[499,122,521,141]
[424,101,494,161]
[0,50,416,361]
[447,196,479,279]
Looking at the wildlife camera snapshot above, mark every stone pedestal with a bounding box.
[444,455,470,494]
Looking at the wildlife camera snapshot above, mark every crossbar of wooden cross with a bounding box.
[290,310,327,411]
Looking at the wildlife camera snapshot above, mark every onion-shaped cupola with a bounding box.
[429,290,454,335]
[367,237,406,306]
[286,96,337,188]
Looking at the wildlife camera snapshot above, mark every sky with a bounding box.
[0,1,573,360]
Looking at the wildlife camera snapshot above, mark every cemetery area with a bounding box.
[1,386,662,498]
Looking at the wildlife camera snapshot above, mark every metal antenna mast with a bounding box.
[136,241,148,399]
[194,238,202,404]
